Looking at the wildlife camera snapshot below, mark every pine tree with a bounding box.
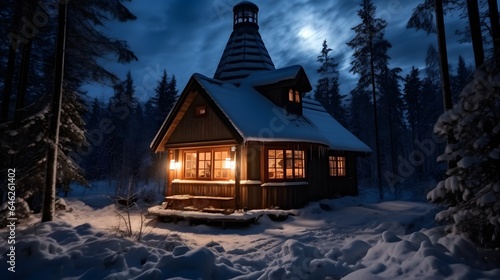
[314,40,347,126]
[152,70,177,131]
[349,88,374,180]
[0,0,137,207]
[404,67,424,141]
[80,98,108,180]
[146,70,178,185]
[451,55,474,103]
[428,59,500,248]
[420,48,447,176]
[347,0,391,199]
[377,67,405,181]
[109,73,136,169]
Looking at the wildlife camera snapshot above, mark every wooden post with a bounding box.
[42,1,67,222]
[234,145,241,209]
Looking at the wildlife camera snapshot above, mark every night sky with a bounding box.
[86,0,475,102]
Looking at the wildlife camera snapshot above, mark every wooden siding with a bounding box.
[171,182,262,209]
[167,145,361,210]
[246,144,261,180]
[168,94,234,144]
[261,184,308,209]
[239,184,262,209]
[171,182,235,209]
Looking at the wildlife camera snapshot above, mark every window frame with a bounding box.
[329,156,346,177]
[267,148,306,181]
[182,148,232,180]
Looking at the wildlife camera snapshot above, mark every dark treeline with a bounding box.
[77,70,178,193]
[0,0,139,208]
[313,0,499,248]
[314,16,475,201]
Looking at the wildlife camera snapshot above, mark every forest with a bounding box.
[0,0,499,250]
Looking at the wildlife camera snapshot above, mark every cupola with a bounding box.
[213,1,275,84]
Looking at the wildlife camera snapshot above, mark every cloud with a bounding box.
[92,0,475,102]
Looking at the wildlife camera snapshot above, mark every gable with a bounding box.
[167,93,235,145]
[150,77,243,152]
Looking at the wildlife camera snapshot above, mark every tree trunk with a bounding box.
[1,0,24,123]
[487,0,500,62]
[467,0,485,67]
[42,1,67,223]
[434,0,456,170]
[1,45,17,123]
[368,33,383,201]
[14,40,32,125]
[434,0,453,112]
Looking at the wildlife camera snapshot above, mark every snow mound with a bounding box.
[344,230,500,280]
[1,195,499,279]
[1,222,245,280]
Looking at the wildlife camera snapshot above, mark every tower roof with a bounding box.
[213,1,275,84]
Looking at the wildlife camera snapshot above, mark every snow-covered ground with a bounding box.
[1,182,500,279]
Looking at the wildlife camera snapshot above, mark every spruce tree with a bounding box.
[349,88,375,180]
[314,40,347,126]
[152,70,177,131]
[428,59,500,248]
[451,55,474,103]
[347,0,391,199]
[377,67,405,183]
[0,0,137,206]
[404,67,424,142]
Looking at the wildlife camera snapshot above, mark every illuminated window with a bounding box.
[288,89,294,102]
[214,150,231,179]
[198,152,211,178]
[329,156,346,176]
[183,149,231,180]
[184,152,197,178]
[288,89,300,103]
[268,149,283,179]
[294,150,305,178]
[268,149,305,180]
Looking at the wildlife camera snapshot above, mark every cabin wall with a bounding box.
[167,144,360,210]
[168,94,234,144]
[307,149,330,200]
[171,182,235,209]
[326,153,359,196]
[246,144,261,180]
[239,184,262,209]
[261,184,308,209]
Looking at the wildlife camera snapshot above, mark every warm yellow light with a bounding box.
[169,159,176,170]
[224,158,232,169]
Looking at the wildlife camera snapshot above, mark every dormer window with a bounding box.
[288,89,300,103]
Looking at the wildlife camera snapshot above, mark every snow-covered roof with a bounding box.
[194,73,330,145]
[302,98,372,153]
[240,65,304,87]
[191,73,371,153]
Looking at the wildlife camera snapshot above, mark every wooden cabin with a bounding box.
[150,1,371,211]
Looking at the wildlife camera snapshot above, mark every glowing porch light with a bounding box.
[224,158,232,169]
[169,159,176,170]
